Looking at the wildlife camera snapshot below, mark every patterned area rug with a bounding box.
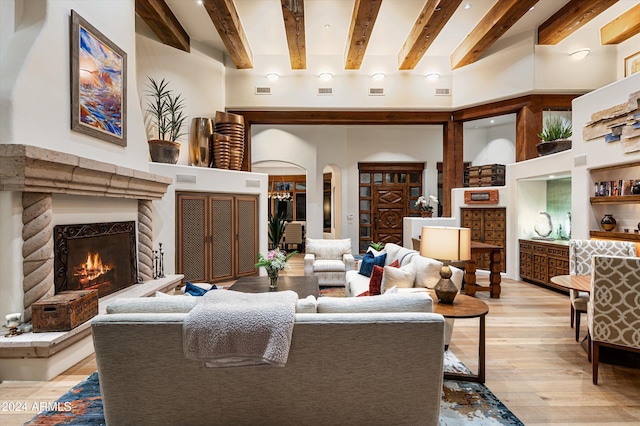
[26,352,522,425]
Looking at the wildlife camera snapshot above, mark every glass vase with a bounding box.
[268,270,279,289]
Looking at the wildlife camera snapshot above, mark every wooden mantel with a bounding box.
[0,144,172,200]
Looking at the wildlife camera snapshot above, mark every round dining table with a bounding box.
[549,274,591,293]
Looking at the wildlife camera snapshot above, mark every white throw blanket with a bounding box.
[183,290,298,368]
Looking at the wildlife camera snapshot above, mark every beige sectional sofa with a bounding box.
[345,242,464,346]
[93,292,445,425]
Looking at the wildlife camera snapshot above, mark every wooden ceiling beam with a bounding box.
[601,3,640,45]
[345,0,383,70]
[538,0,618,45]
[202,0,253,69]
[450,0,539,70]
[135,0,190,52]
[281,0,306,69]
[398,0,462,70]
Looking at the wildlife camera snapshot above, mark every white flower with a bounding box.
[415,195,438,211]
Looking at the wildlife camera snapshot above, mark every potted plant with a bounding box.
[415,195,438,217]
[268,212,288,249]
[536,116,572,156]
[145,77,186,164]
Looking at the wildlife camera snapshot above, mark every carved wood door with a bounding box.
[372,186,406,245]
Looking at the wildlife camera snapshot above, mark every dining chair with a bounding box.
[283,222,304,252]
[588,255,640,385]
[568,239,636,342]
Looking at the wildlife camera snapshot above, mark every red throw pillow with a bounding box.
[369,265,384,295]
[357,290,370,297]
[389,259,400,268]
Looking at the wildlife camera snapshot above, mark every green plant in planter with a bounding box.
[538,116,572,142]
[369,241,385,251]
[268,212,288,249]
[145,77,186,142]
[145,77,187,163]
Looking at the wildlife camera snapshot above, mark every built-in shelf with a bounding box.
[590,195,640,204]
[589,231,640,242]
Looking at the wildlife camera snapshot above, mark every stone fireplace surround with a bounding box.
[0,144,182,380]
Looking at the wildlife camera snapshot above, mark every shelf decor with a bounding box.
[601,214,617,232]
[583,90,640,154]
[70,10,127,147]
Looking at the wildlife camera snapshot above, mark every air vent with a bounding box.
[435,88,451,96]
[255,87,272,95]
[369,88,384,96]
[317,87,333,96]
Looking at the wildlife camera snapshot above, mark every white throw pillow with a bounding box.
[381,262,416,293]
[296,295,317,313]
[383,285,398,294]
[317,292,433,313]
[412,256,444,289]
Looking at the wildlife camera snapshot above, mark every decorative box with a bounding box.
[32,290,98,332]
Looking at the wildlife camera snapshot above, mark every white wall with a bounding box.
[252,124,444,253]
[464,123,516,166]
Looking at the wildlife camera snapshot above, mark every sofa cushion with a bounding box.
[296,295,318,313]
[314,259,346,272]
[381,262,416,292]
[411,256,445,289]
[358,251,387,277]
[317,292,433,313]
[369,265,385,295]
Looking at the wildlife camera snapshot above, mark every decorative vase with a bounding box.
[148,139,180,164]
[434,265,457,304]
[601,214,617,232]
[268,270,279,289]
[420,210,433,218]
[533,212,553,239]
[189,117,213,167]
[632,180,640,195]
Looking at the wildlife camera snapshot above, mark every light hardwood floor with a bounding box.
[2,254,639,425]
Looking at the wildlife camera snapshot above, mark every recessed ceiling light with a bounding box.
[464,3,471,10]
[266,72,280,81]
[425,72,440,81]
[570,48,590,60]
[319,72,333,81]
[372,72,386,81]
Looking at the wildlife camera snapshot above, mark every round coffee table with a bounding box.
[431,291,489,383]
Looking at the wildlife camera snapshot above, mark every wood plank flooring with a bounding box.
[2,254,639,425]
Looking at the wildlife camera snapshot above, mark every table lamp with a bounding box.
[420,226,471,304]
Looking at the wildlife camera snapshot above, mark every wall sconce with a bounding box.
[425,72,440,81]
[319,72,333,82]
[266,73,280,81]
[570,48,590,60]
[371,72,386,81]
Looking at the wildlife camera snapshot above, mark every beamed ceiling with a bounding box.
[136,0,640,75]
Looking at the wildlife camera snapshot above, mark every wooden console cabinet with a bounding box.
[176,192,258,284]
[519,239,569,292]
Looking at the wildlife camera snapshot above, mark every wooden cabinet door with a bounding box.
[210,195,235,282]
[461,208,506,272]
[176,194,208,283]
[372,185,406,246]
[235,196,258,277]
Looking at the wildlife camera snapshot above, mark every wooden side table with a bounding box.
[431,292,489,383]
[465,241,503,298]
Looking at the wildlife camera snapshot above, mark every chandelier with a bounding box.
[268,191,292,201]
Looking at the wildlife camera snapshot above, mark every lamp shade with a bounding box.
[420,226,471,262]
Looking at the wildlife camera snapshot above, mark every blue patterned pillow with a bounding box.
[184,281,217,296]
[358,252,387,277]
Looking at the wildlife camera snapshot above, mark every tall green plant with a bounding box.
[268,212,288,249]
[145,77,186,142]
[538,116,572,142]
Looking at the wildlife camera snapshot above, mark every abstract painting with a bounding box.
[70,10,127,146]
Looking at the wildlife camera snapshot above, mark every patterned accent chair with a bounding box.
[304,238,355,286]
[589,255,640,385]
[568,239,636,341]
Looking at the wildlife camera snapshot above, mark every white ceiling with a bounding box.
[163,0,639,77]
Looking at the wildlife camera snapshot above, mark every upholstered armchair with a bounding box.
[568,239,636,341]
[304,238,355,286]
[588,255,640,385]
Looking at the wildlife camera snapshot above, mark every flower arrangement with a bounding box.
[255,249,296,288]
[415,195,438,212]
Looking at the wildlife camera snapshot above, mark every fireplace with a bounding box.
[54,221,138,297]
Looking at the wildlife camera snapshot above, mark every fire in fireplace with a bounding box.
[54,221,138,297]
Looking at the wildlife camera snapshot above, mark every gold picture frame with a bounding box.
[624,51,640,77]
[70,10,127,146]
